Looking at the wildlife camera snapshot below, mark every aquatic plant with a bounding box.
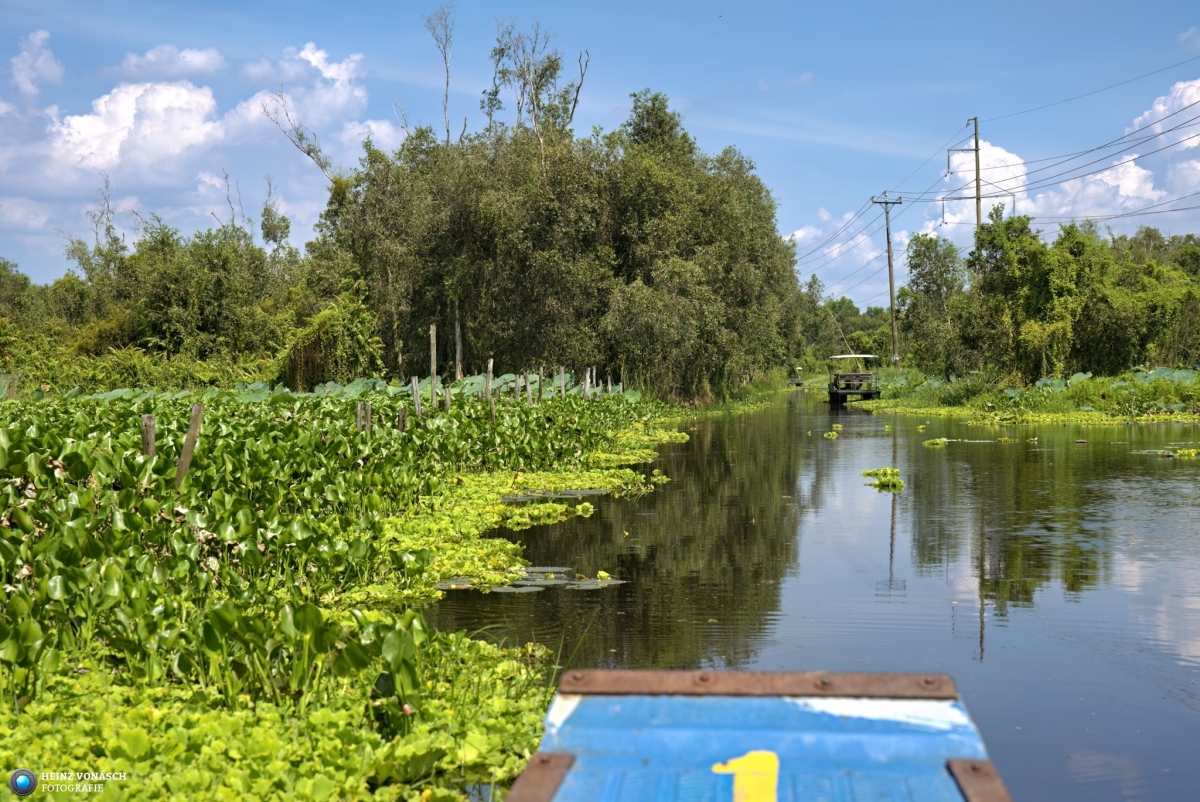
[923,438,949,448]
[862,467,904,492]
[823,431,838,439]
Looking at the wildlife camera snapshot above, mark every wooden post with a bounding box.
[607,374,612,395]
[429,324,437,410]
[412,376,422,416]
[454,299,463,381]
[140,414,156,456]
[356,401,363,431]
[560,366,566,400]
[364,402,372,434]
[397,407,408,433]
[487,358,495,425]
[583,368,590,400]
[538,368,544,403]
[444,385,451,410]
[525,372,532,404]
[513,373,520,400]
[175,403,204,490]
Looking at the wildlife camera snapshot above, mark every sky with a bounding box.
[1,0,1199,308]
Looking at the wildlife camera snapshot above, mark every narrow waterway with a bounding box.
[427,391,1200,801]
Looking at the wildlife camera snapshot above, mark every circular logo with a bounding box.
[8,770,37,797]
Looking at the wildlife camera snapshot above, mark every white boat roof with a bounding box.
[828,354,878,360]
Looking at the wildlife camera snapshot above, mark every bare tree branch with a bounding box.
[261,89,335,184]
[567,49,590,126]
[424,5,454,145]
[392,101,412,138]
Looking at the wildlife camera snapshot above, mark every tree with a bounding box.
[899,233,968,378]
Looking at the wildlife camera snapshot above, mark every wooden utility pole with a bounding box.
[972,117,982,229]
[871,192,903,368]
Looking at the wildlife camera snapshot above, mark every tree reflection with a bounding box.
[426,399,805,669]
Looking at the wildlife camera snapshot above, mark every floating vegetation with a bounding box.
[862,467,905,492]
[923,438,949,448]
[831,423,843,430]
[884,424,893,431]
[823,431,839,439]
[997,437,1017,443]
[916,425,927,432]
[1177,449,1200,459]
[466,566,625,592]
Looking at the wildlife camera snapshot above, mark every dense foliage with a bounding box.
[0,383,678,797]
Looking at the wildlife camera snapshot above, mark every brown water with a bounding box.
[427,391,1200,801]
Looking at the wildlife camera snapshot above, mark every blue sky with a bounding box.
[2,0,1199,308]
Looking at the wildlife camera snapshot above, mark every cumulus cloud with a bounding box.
[786,224,820,243]
[337,119,405,154]
[11,30,64,96]
[0,196,51,230]
[49,81,223,174]
[0,97,14,116]
[1181,26,1200,50]
[116,45,227,77]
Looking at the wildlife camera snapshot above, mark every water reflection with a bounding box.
[429,392,1200,801]
[428,403,804,669]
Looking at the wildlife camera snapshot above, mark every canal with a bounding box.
[428,390,1200,801]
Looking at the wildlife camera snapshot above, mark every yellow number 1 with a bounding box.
[711,750,779,802]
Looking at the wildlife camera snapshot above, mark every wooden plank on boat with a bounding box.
[509,670,1011,802]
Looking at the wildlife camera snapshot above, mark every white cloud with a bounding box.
[817,207,832,222]
[0,196,50,230]
[756,78,770,92]
[49,81,223,173]
[117,45,227,77]
[1181,26,1200,50]
[11,30,64,97]
[337,119,405,154]
[0,97,14,116]
[786,225,820,243]
[786,72,813,88]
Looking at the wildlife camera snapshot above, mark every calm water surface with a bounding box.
[428,391,1200,801]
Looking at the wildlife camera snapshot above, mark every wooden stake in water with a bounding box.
[583,368,591,400]
[560,366,566,400]
[175,403,204,490]
[397,407,408,433]
[140,414,156,456]
[525,372,532,404]
[412,376,422,416]
[538,368,544,403]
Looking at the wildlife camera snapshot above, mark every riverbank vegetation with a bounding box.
[835,207,1200,421]
[0,384,683,799]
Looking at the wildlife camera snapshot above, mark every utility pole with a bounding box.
[973,117,982,228]
[949,118,983,229]
[871,192,902,368]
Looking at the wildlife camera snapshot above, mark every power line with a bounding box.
[920,104,1200,203]
[983,53,1200,122]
